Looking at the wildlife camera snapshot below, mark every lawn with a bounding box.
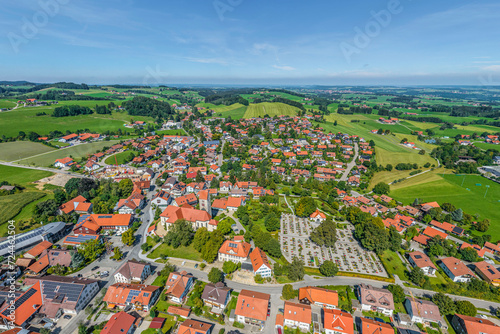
[369,170,415,189]
[147,243,202,261]
[0,192,45,230]
[390,173,500,239]
[0,105,153,137]
[243,102,299,118]
[0,164,53,187]
[375,147,435,168]
[16,140,120,166]
[104,150,138,165]
[380,250,409,280]
[0,141,56,162]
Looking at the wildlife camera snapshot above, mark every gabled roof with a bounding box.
[298,286,338,307]
[323,309,354,334]
[0,281,43,326]
[284,301,311,324]
[59,195,92,214]
[440,257,476,278]
[310,209,326,219]
[358,284,394,310]
[115,260,150,281]
[361,317,393,334]
[234,289,270,321]
[453,314,499,334]
[201,282,231,305]
[101,311,135,334]
[25,240,53,258]
[250,247,270,272]
[165,271,193,298]
[177,319,212,334]
[218,239,251,258]
[160,205,211,224]
[408,251,436,270]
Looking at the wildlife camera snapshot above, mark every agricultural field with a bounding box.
[0,192,45,227]
[0,164,53,187]
[0,100,16,109]
[0,141,56,162]
[244,102,299,118]
[0,104,153,137]
[104,151,138,165]
[16,140,120,166]
[390,173,500,239]
[201,103,248,119]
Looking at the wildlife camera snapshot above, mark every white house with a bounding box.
[249,248,272,278]
[439,257,476,283]
[114,260,151,284]
[283,301,311,332]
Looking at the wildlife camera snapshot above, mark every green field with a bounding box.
[16,140,120,166]
[0,105,153,137]
[104,151,138,165]
[0,164,53,187]
[0,100,16,109]
[244,102,299,118]
[0,141,56,162]
[391,174,500,239]
[147,243,202,261]
[0,192,45,228]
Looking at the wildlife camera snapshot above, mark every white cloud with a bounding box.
[272,65,295,71]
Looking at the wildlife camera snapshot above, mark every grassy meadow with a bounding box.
[244,102,299,118]
[16,140,120,166]
[0,141,56,161]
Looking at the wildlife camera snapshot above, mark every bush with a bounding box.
[233,322,245,329]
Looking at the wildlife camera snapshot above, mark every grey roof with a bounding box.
[201,282,231,305]
[0,221,66,256]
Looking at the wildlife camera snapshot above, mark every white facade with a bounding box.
[254,264,272,278]
[284,318,310,332]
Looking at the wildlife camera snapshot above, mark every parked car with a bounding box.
[63,315,72,320]
[91,266,99,271]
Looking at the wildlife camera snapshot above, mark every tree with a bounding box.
[193,227,210,252]
[201,231,224,263]
[476,219,490,232]
[121,229,135,246]
[451,208,463,222]
[40,329,51,334]
[164,220,194,248]
[222,261,239,274]
[287,257,305,281]
[460,247,478,262]
[118,179,134,198]
[111,247,123,260]
[373,182,390,195]
[78,239,105,262]
[409,267,426,286]
[432,292,456,315]
[455,300,476,316]
[387,284,405,303]
[294,197,316,217]
[264,212,280,232]
[282,284,295,300]
[319,260,338,277]
[195,170,204,183]
[310,219,337,247]
[208,267,224,283]
[388,227,402,252]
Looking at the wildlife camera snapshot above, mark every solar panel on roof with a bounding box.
[414,255,422,259]
[98,215,113,218]
[125,290,140,303]
[488,269,496,275]
[2,288,37,317]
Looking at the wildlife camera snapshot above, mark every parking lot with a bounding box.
[280,214,387,277]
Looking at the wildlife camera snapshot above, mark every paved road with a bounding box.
[61,174,158,334]
[0,161,87,178]
[340,142,359,181]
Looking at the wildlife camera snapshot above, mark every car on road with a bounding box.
[479,314,488,319]
[194,264,198,268]
[91,266,99,271]
[63,315,72,320]
[77,274,82,278]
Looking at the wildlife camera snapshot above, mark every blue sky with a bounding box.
[1,0,500,85]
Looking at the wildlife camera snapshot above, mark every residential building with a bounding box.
[249,247,272,278]
[177,319,213,334]
[151,190,171,209]
[474,262,500,286]
[114,260,151,284]
[218,236,251,263]
[24,240,53,259]
[114,191,145,214]
[201,282,231,312]
[439,257,476,283]
[101,311,136,334]
[408,251,437,275]
[358,284,394,316]
[298,286,338,309]
[451,314,499,334]
[74,214,133,234]
[104,283,160,311]
[323,309,354,334]
[59,195,92,215]
[404,298,443,326]
[360,318,393,334]
[283,301,311,332]
[165,271,194,304]
[234,289,270,326]
[0,282,43,329]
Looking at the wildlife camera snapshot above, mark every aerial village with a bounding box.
[1,112,499,334]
